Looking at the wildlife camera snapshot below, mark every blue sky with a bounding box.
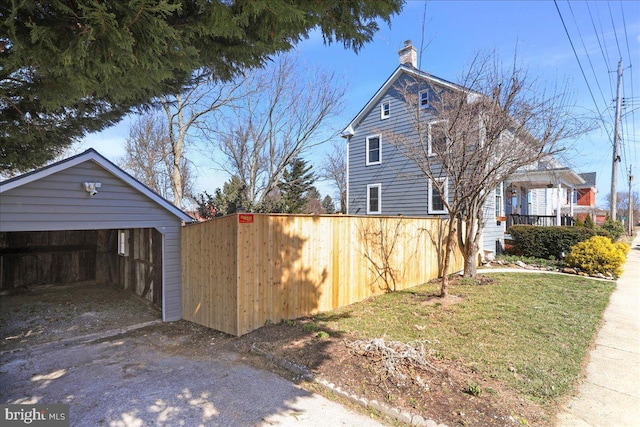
[78,0,639,208]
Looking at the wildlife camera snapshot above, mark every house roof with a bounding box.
[507,167,586,189]
[0,148,193,222]
[341,64,470,137]
[578,172,596,188]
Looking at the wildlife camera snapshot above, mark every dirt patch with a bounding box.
[231,318,552,427]
[420,293,465,307]
[0,281,161,352]
[1,280,552,426]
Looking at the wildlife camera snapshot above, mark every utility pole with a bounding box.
[611,59,623,221]
[630,166,634,236]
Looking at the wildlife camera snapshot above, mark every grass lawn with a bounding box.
[314,273,615,404]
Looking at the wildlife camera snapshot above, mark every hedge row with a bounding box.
[506,225,597,259]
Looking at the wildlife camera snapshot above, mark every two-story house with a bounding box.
[342,41,586,258]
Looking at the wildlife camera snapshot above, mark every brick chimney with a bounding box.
[398,40,417,68]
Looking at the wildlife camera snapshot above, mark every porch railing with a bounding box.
[507,214,575,228]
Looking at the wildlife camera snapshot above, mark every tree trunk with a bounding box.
[463,249,478,278]
[460,214,481,279]
[439,220,457,297]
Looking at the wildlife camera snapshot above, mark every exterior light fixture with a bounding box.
[84,182,101,196]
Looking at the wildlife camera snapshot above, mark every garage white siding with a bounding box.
[0,150,191,321]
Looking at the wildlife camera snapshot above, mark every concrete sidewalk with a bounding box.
[556,231,640,427]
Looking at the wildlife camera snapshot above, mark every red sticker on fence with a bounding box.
[239,214,254,223]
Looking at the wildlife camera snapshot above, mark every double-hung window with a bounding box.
[419,89,429,109]
[380,101,390,119]
[428,121,447,156]
[428,178,447,214]
[367,184,382,214]
[366,135,381,165]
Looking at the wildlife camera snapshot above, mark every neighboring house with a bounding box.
[0,149,193,321]
[509,166,595,221]
[505,158,586,225]
[562,172,598,221]
[341,41,586,258]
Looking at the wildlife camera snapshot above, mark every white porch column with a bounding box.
[556,183,562,225]
[569,187,575,216]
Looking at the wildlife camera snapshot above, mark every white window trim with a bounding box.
[367,183,382,214]
[419,89,429,109]
[365,134,382,166]
[118,230,128,256]
[428,178,448,214]
[495,183,504,218]
[427,121,446,156]
[380,101,390,119]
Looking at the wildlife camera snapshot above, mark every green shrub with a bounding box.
[507,226,596,259]
[600,217,625,241]
[583,215,595,229]
[565,236,627,277]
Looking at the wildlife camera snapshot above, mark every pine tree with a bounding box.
[196,176,248,218]
[0,0,403,172]
[278,158,315,214]
[322,195,336,214]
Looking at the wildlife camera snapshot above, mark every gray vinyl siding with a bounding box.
[482,193,506,255]
[0,160,184,322]
[348,74,447,217]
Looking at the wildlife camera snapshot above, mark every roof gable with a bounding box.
[0,148,192,222]
[578,172,596,188]
[342,64,467,136]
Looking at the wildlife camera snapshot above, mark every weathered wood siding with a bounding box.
[0,160,184,321]
[182,214,463,336]
[0,230,97,288]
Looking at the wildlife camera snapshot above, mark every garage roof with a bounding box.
[0,148,193,223]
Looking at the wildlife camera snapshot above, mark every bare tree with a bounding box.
[388,52,585,295]
[158,70,246,207]
[120,114,194,203]
[212,54,345,210]
[607,191,639,223]
[320,140,347,214]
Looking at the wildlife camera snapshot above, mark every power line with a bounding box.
[608,1,623,60]
[620,0,637,168]
[554,0,612,143]
[567,1,611,116]
[585,0,613,96]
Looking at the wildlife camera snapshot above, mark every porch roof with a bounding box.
[506,167,585,189]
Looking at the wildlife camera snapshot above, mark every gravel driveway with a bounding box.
[1,291,384,427]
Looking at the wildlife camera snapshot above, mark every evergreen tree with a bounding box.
[583,214,595,229]
[196,176,248,218]
[322,195,336,214]
[0,0,403,172]
[278,158,315,214]
[305,187,325,214]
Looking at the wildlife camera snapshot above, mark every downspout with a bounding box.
[346,136,350,214]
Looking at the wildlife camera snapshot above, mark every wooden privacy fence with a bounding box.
[182,214,463,336]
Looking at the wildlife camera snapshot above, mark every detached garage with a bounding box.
[0,149,192,321]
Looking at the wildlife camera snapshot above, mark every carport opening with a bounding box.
[0,228,163,308]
